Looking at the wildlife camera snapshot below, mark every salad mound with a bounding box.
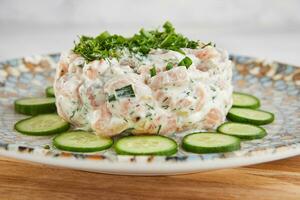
[54,22,233,137]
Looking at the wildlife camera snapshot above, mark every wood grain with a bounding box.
[0,156,299,200]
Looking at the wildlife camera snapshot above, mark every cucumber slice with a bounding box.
[227,108,274,125]
[53,131,113,152]
[15,97,56,115]
[182,132,240,154]
[15,114,70,136]
[217,122,267,140]
[115,135,177,156]
[233,92,260,109]
[45,86,55,97]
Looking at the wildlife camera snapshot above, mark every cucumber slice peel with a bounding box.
[46,86,55,97]
[15,97,56,115]
[182,132,240,154]
[16,97,55,105]
[217,122,267,140]
[232,92,260,109]
[53,131,113,153]
[15,114,70,136]
[115,135,177,156]
[227,108,274,125]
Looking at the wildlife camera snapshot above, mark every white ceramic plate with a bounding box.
[0,53,299,175]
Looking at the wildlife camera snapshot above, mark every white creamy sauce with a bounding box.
[54,46,233,137]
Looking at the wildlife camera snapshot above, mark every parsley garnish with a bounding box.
[166,62,173,70]
[178,57,193,68]
[108,94,117,102]
[150,66,157,77]
[73,21,202,62]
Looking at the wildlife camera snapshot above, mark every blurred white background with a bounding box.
[0,0,300,65]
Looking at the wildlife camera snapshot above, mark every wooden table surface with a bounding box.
[1,156,300,200]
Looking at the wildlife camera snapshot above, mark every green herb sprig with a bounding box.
[178,57,193,68]
[150,66,157,77]
[166,62,173,70]
[73,21,204,62]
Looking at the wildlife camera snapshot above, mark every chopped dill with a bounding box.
[146,103,154,110]
[73,21,203,62]
[156,125,162,135]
